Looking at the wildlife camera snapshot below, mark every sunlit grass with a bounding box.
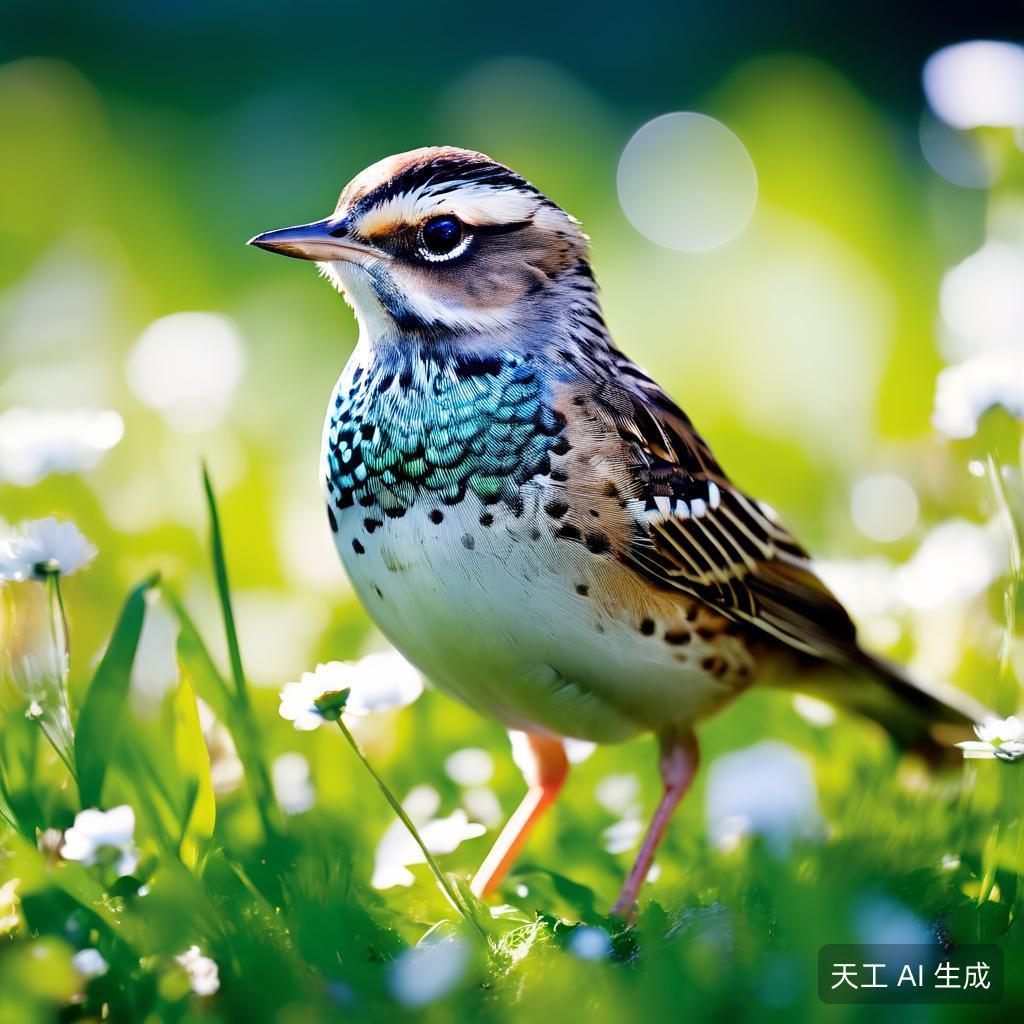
[0,469,1021,1022]
[2,37,1024,1022]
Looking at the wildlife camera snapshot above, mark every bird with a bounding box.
[249,146,989,917]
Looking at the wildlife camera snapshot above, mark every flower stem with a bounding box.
[985,455,1021,681]
[333,717,487,943]
[38,721,77,780]
[41,571,76,775]
[51,573,71,662]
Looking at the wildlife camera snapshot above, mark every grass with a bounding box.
[0,471,1021,1024]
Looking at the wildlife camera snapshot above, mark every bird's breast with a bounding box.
[319,350,756,741]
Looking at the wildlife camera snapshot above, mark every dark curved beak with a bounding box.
[247,217,382,262]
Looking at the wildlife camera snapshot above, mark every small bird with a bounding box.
[250,147,988,916]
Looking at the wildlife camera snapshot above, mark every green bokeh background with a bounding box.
[1,3,1023,1021]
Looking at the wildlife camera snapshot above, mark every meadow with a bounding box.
[2,18,1024,1022]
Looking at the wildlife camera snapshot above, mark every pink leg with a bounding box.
[470,733,569,899]
[611,731,699,919]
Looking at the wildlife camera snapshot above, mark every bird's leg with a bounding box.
[611,730,699,919]
[470,732,569,898]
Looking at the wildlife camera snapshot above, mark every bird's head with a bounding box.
[248,147,591,340]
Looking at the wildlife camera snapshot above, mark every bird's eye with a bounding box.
[418,215,468,261]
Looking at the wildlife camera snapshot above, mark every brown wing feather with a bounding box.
[592,366,863,666]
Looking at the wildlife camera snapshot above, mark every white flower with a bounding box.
[705,741,822,854]
[461,787,503,828]
[278,651,423,731]
[72,948,109,978]
[595,773,641,817]
[444,748,494,787]
[175,945,220,996]
[196,700,244,796]
[564,738,597,763]
[0,407,124,486]
[60,805,138,877]
[272,752,315,815]
[820,521,1004,619]
[344,651,424,715]
[0,878,20,934]
[932,350,1024,439]
[372,785,486,890]
[939,242,1024,360]
[389,932,470,1008]
[957,716,1024,761]
[601,816,644,855]
[976,715,1024,744]
[278,665,341,731]
[0,518,97,581]
[594,773,646,855]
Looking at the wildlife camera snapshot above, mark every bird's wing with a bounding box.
[585,365,863,666]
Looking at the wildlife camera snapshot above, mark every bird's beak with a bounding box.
[247,217,382,262]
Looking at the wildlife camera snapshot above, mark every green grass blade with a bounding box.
[202,464,249,710]
[165,584,282,841]
[162,586,235,724]
[0,761,21,835]
[193,467,284,838]
[74,574,159,808]
[172,670,216,872]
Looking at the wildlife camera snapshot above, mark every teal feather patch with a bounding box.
[325,353,564,514]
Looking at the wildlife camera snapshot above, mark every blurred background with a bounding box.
[2,0,1022,687]
[1,2,1024,1017]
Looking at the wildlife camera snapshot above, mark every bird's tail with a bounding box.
[800,651,992,764]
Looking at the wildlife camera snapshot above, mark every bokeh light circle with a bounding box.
[918,113,1000,189]
[617,112,758,252]
[126,312,246,433]
[851,473,919,543]
[923,40,1024,130]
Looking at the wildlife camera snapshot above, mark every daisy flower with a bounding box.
[60,805,139,877]
[175,945,220,996]
[0,407,123,486]
[72,948,109,979]
[932,350,1024,440]
[957,716,1024,761]
[0,518,96,581]
[279,652,423,731]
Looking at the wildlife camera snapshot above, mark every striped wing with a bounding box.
[602,366,862,665]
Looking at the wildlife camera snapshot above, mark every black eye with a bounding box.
[420,215,464,256]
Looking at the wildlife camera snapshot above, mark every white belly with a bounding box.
[330,482,746,743]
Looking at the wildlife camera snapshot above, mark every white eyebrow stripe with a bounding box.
[356,183,539,235]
